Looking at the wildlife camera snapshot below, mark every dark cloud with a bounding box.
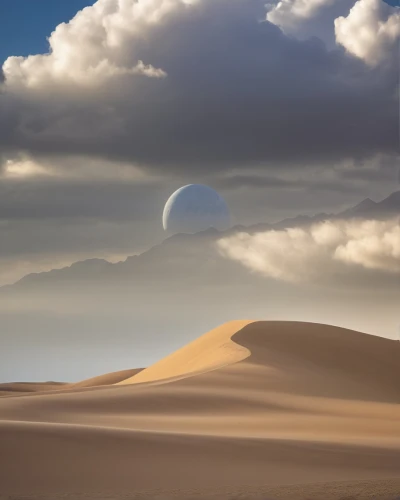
[215,175,299,190]
[0,177,166,221]
[338,164,399,183]
[0,0,397,175]
[215,173,363,194]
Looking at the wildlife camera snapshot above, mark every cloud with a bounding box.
[4,56,166,89]
[218,218,400,283]
[214,172,364,194]
[268,0,338,22]
[0,175,165,221]
[335,0,400,66]
[0,0,397,173]
[2,156,51,178]
[266,0,354,46]
[2,0,169,89]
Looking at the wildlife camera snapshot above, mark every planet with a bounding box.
[163,184,230,234]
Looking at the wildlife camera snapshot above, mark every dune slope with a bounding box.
[0,369,144,397]
[68,367,143,388]
[118,319,253,384]
[0,381,67,396]
[0,321,399,499]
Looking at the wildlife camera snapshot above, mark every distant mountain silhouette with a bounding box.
[338,191,400,218]
[1,191,399,291]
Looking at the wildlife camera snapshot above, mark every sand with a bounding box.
[118,319,252,385]
[0,368,143,396]
[68,367,143,389]
[0,381,67,396]
[0,321,399,499]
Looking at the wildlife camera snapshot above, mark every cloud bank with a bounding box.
[218,218,400,283]
[0,0,398,172]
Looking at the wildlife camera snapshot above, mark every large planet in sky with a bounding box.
[163,184,231,234]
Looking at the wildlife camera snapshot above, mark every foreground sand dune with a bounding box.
[0,321,399,499]
[118,319,253,385]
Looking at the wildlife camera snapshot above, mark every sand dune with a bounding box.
[68,367,143,388]
[0,368,143,396]
[118,319,253,385]
[0,321,399,499]
[0,381,66,396]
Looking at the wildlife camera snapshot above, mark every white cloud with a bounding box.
[334,220,400,271]
[268,0,336,21]
[267,0,337,29]
[218,218,400,283]
[266,0,354,46]
[0,153,156,182]
[3,157,50,178]
[335,0,400,66]
[2,0,174,89]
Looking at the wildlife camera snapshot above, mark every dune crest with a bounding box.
[0,369,144,396]
[118,319,253,385]
[69,368,143,389]
[0,382,66,397]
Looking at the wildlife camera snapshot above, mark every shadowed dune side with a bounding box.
[0,382,66,397]
[231,321,400,403]
[118,319,253,385]
[0,369,144,397]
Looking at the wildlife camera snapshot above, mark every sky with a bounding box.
[0,0,399,286]
[0,0,399,382]
[0,1,95,65]
[0,0,397,66]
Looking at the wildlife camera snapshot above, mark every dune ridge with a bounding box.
[0,381,66,397]
[68,367,143,388]
[0,368,144,397]
[118,319,253,385]
[0,320,399,499]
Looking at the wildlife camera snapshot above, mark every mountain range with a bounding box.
[3,191,399,291]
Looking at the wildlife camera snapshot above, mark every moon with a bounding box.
[163,184,230,234]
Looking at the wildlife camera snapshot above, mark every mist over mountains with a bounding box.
[1,192,399,383]
[4,191,399,290]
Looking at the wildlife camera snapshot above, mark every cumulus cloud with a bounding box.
[268,0,338,22]
[266,0,354,45]
[335,0,400,66]
[4,57,166,89]
[2,0,172,89]
[0,0,397,173]
[218,218,400,283]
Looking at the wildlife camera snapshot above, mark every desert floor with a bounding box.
[1,321,399,499]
